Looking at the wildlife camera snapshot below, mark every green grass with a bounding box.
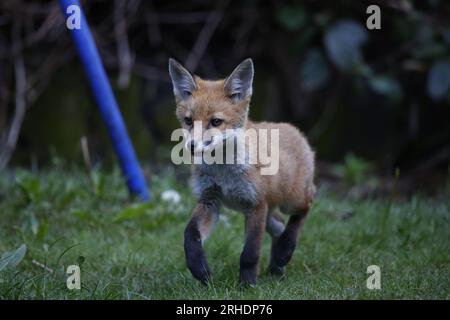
[0,164,449,299]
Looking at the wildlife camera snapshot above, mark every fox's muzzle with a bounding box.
[188,139,213,154]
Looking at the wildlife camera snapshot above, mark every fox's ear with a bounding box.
[168,58,197,100]
[224,58,254,102]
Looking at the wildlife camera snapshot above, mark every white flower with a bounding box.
[161,189,181,204]
[219,215,231,228]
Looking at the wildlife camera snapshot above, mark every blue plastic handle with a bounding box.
[59,0,150,201]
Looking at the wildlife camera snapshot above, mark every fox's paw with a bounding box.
[268,264,286,278]
[239,268,257,287]
[187,261,213,285]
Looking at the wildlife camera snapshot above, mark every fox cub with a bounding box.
[168,58,315,285]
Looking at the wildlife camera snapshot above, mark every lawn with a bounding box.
[0,164,449,299]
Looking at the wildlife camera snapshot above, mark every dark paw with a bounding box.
[240,268,257,287]
[272,240,296,267]
[268,264,286,278]
[188,262,213,285]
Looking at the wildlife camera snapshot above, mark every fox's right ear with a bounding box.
[168,58,197,101]
[224,58,254,102]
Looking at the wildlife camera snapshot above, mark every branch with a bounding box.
[0,18,27,171]
[146,11,210,25]
[24,4,62,47]
[102,49,169,82]
[114,0,133,89]
[184,0,229,72]
[26,47,74,103]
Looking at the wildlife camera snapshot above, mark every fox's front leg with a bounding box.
[240,202,268,286]
[184,199,219,284]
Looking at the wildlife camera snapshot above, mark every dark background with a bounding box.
[0,0,449,194]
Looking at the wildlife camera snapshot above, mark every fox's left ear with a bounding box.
[224,58,254,102]
[168,58,197,101]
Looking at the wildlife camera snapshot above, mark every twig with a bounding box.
[32,259,54,273]
[410,145,450,176]
[24,4,62,47]
[132,62,170,82]
[232,7,258,58]
[114,0,133,89]
[102,50,169,82]
[0,18,27,171]
[80,136,92,173]
[146,2,162,47]
[80,136,95,190]
[26,46,74,103]
[146,11,210,24]
[185,0,229,72]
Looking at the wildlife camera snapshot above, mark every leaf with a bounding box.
[332,153,371,186]
[57,189,79,209]
[92,171,106,196]
[30,213,39,236]
[72,209,93,221]
[427,60,450,101]
[324,20,368,72]
[112,203,153,222]
[36,222,49,241]
[16,175,41,203]
[300,48,330,91]
[276,5,306,31]
[56,243,81,266]
[0,244,27,272]
[368,75,403,99]
[414,43,447,60]
[72,209,101,225]
[143,214,178,230]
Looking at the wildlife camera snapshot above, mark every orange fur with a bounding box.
[170,58,315,285]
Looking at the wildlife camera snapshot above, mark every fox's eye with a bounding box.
[183,90,192,98]
[184,117,193,126]
[210,118,223,127]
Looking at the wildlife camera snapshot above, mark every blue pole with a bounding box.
[59,0,150,201]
